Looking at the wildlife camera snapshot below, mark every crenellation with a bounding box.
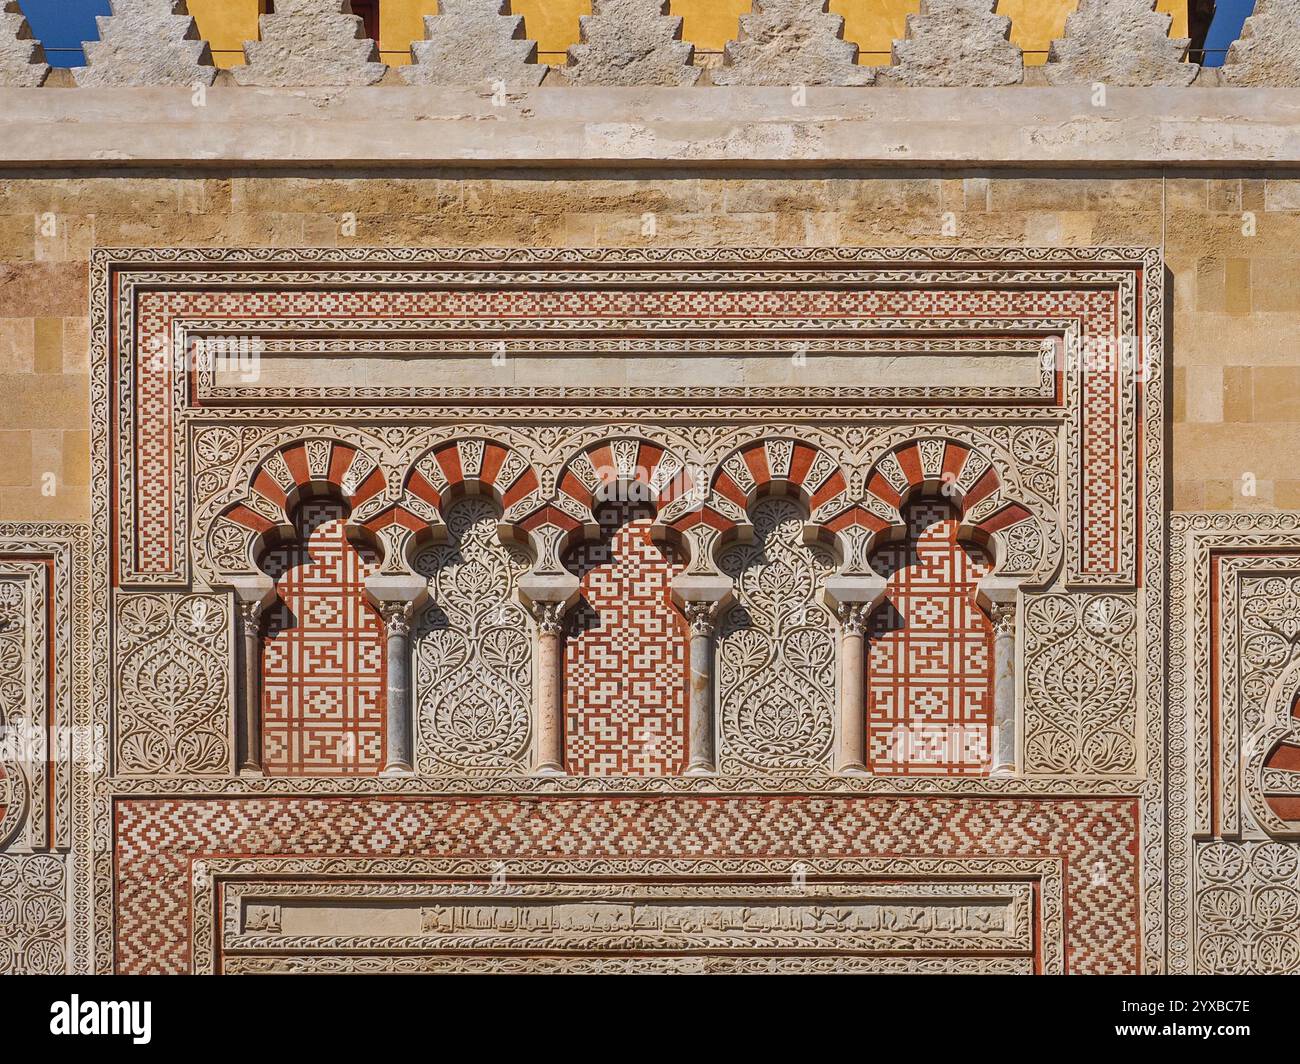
[711,0,875,87]
[562,0,700,86]
[401,0,546,87]
[1220,0,1300,88]
[0,2,1296,90]
[1045,0,1197,87]
[0,0,49,88]
[72,0,217,88]
[234,0,387,87]
[882,0,1024,87]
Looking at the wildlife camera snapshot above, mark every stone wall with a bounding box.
[0,0,1294,521]
[0,165,1296,521]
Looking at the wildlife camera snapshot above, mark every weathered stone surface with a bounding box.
[712,0,874,86]
[1045,0,1196,87]
[73,0,216,88]
[883,0,1023,87]
[401,0,545,88]
[564,0,700,87]
[6,88,1300,168]
[234,0,386,87]
[0,1,48,88]
[1221,0,1300,88]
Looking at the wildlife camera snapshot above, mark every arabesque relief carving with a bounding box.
[414,496,533,774]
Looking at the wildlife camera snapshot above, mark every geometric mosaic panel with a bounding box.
[563,501,688,776]
[866,500,994,776]
[261,502,386,776]
[111,794,1141,975]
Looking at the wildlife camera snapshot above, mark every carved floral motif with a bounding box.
[718,498,837,773]
[116,593,230,776]
[1022,593,1138,775]
[414,496,532,773]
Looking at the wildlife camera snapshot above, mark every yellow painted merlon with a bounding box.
[670,0,751,54]
[513,0,591,65]
[833,0,920,67]
[381,0,439,65]
[186,0,264,69]
[997,0,1187,67]
[181,0,1190,72]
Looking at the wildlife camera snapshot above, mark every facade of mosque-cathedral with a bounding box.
[0,0,1299,976]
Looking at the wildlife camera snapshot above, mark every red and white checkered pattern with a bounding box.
[261,503,386,775]
[867,502,994,775]
[563,501,688,775]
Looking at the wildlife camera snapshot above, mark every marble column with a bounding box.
[824,574,887,777]
[235,599,265,775]
[518,556,579,777]
[682,602,718,775]
[228,576,276,776]
[834,603,872,775]
[364,574,427,778]
[671,570,731,777]
[530,600,567,775]
[379,602,415,775]
[988,600,1018,777]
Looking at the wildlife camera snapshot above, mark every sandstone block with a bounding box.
[401,0,546,88]
[713,0,875,87]
[0,0,49,87]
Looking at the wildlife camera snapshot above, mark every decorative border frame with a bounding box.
[87,247,1166,974]
[0,522,92,975]
[193,855,1059,975]
[1168,511,1300,973]
[91,246,1153,587]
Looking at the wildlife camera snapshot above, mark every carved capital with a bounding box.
[222,574,277,639]
[975,575,1023,638]
[364,574,427,636]
[380,602,413,638]
[530,600,567,635]
[683,600,716,638]
[823,573,888,629]
[835,601,873,637]
[988,601,1017,637]
[235,598,265,638]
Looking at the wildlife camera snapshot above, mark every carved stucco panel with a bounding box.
[414,496,533,774]
[717,498,837,774]
[1022,593,1139,776]
[115,592,232,776]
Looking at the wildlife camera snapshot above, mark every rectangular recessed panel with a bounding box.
[205,343,1050,396]
[205,869,1041,974]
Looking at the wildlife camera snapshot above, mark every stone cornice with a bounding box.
[3,85,1300,169]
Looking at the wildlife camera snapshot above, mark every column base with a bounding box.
[836,763,869,777]
[237,765,264,778]
[682,763,716,777]
[989,764,1017,778]
[379,764,414,778]
[533,764,567,777]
